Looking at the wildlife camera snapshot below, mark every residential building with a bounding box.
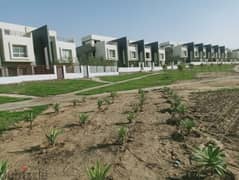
[0,22,36,76]
[172,44,188,60]
[0,21,77,76]
[78,34,118,66]
[195,44,207,61]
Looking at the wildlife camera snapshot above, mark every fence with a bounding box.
[88,65,118,77]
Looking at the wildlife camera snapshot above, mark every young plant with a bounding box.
[118,127,127,145]
[0,161,8,180]
[82,96,86,103]
[132,103,139,113]
[137,90,145,112]
[53,103,60,113]
[138,88,143,94]
[192,144,227,176]
[110,91,117,102]
[180,118,196,135]
[127,112,135,123]
[25,111,34,130]
[72,99,80,107]
[103,97,111,105]
[97,99,103,110]
[79,113,89,125]
[45,128,63,146]
[87,161,111,180]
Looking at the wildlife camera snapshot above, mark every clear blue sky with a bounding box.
[0,0,238,48]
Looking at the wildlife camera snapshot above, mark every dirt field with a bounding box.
[0,86,238,179]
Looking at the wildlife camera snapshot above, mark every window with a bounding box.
[12,45,27,58]
[62,49,72,60]
[146,52,150,59]
[183,51,187,57]
[109,49,116,58]
[160,54,164,60]
[195,51,198,57]
[130,51,136,59]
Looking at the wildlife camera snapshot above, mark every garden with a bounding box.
[0,86,238,179]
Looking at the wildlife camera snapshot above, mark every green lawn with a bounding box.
[0,96,31,105]
[100,72,150,82]
[0,79,104,97]
[79,64,234,95]
[0,105,48,133]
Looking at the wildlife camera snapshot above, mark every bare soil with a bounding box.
[0,87,239,180]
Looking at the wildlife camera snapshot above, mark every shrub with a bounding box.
[97,99,103,110]
[118,127,127,144]
[189,63,194,69]
[45,128,63,146]
[79,113,89,124]
[127,112,135,123]
[53,103,60,113]
[192,144,227,176]
[162,64,167,70]
[87,161,111,180]
[25,111,34,130]
[175,103,187,115]
[180,118,196,135]
[0,160,8,180]
[177,64,185,71]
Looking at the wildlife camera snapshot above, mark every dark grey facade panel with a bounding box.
[31,25,52,65]
[146,42,159,65]
[112,37,128,67]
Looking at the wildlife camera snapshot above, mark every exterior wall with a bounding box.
[0,22,36,64]
[81,34,116,47]
[158,48,165,64]
[194,46,199,59]
[128,44,138,61]
[56,40,77,63]
[144,47,152,61]
[95,41,118,61]
[2,33,35,63]
[173,45,188,58]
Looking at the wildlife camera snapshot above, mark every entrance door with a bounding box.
[56,66,64,80]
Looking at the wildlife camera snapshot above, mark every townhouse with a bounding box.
[0,22,77,76]
[78,34,165,68]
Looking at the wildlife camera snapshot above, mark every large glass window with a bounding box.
[12,45,27,58]
[62,49,72,60]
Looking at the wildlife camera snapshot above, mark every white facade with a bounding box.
[0,21,77,67]
[158,48,166,64]
[173,45,188,58]
[144,46,152,61]
[95,41,118,61]
[0,22,36,64]
[82,34,116,47]
[128,44,138,61]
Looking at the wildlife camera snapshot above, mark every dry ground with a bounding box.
[0,87,238,179]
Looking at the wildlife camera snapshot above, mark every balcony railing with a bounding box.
[57,36,75,43]
[4,29,31,38]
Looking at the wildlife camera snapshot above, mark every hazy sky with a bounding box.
[0,0,238,48]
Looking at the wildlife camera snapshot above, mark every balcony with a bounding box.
[57,36,75,43]
[4,29,31,38]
